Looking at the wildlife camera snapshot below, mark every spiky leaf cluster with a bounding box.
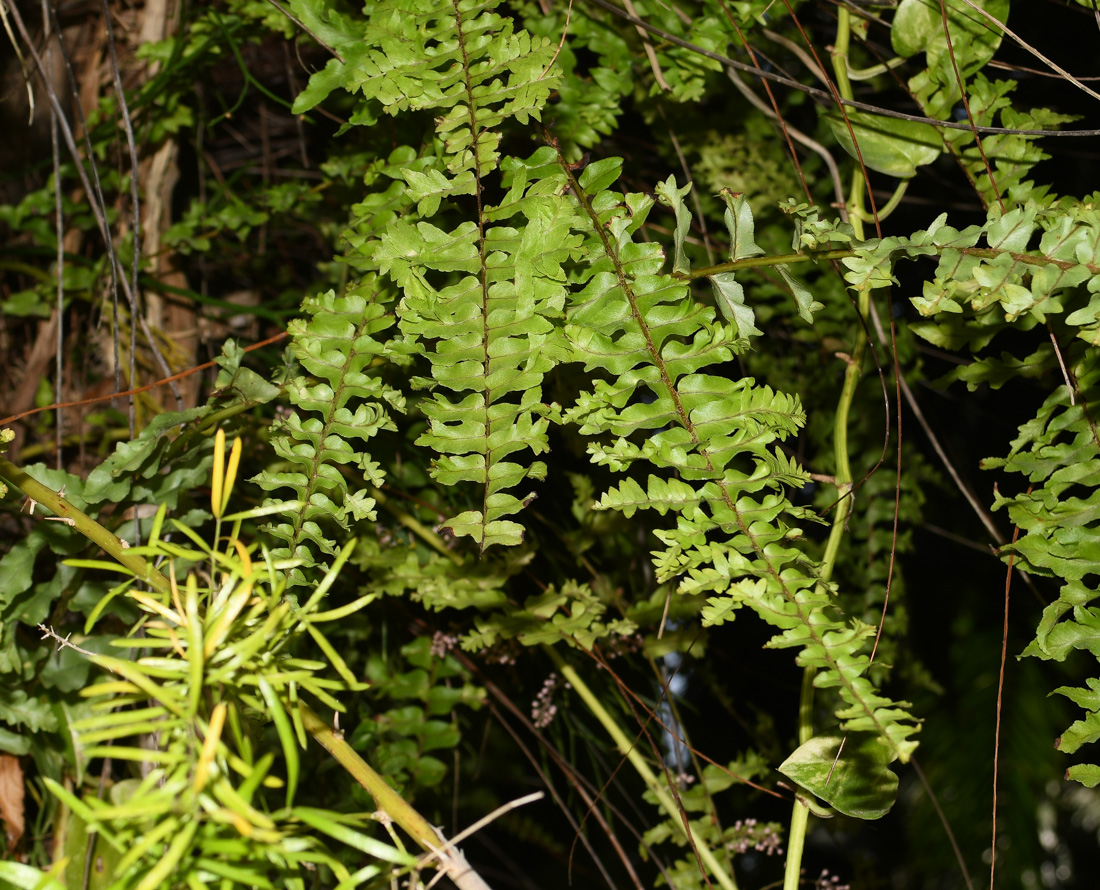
[51,534,407,888]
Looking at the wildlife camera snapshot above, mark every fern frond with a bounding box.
[990,353,1100,785]
[298,0,568,549]
[253,283,402,585]
[558,154,919,762]
[379,149,580,548]
[294,0,559,206]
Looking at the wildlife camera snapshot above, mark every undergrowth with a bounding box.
[2,1,1100,889]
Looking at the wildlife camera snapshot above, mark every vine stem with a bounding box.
[783,8,870,889]
[545,646,740,890]
[0,451,493,890]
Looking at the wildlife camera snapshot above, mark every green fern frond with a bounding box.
[557,154,919,761]
[253,284,402,585]
[990,353,1100,785]
[378,149,580,548]
[297,0,569,549]
[293,0,559,204]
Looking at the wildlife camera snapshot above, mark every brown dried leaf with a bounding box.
[0,753,25,849]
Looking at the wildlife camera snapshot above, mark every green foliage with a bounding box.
[5,0,1100,887]
[778,734,898,820]
[253,284,402,584]
[988,355,1100,784]
[48,527,416,889]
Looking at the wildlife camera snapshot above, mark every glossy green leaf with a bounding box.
[826,112,942,179]
[892,0,1008,74]
[778,734,899,820]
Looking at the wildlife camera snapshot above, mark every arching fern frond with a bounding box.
[557,153,920,762]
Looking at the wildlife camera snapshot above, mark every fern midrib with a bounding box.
[454,0,494,548]
[559,152,701,451]
[563,156,909,759]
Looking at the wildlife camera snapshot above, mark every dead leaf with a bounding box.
[0,754,24,849]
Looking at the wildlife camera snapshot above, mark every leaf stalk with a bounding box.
[545,646,740,890]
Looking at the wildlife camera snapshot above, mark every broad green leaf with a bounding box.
[778,734,899,820]
[0,726,30,756]
[0,688,58,734]
[710,273,761,339]
[825,112,942,179]
[892,0,1008,74]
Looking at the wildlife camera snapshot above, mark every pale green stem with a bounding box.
[782,669,818,890]
[545,646,740,890]
[846,56,906,81]
[831,7,855,108]
[681,235,1089,283]
[297,704,445,852]
[783,10,870,890]
[0,455,170,592]
[851,180,908,223]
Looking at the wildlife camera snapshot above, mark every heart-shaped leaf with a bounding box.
[778,734,899,820]
[826,113,942,179]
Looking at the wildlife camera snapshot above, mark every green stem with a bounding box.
[300,705,495,888]
[846,56,906,81]
[782,669,817,890]
[545,646,740,890]
[658,240,1098,285]
[682,248,856,280]
[783,10,870,890]
[851,180,908,223]
[298,702,442,850]
[0,455,170,592]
